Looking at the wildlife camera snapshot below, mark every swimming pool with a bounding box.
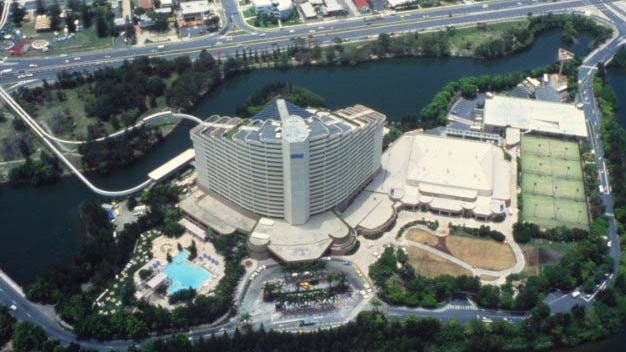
[163,251,212,295]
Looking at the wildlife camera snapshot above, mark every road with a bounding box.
[576,0,622,273]
[0,0,609,85]
[0,0,623,349]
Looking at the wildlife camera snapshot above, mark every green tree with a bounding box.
[47,1,61,31]
[146,76,166,96]
[35,0,45,15]
[81,0,93,28]
[377,33,391,54]
[96,12,108,37]
[10,0,26,26]
[0,306,15,347]
[370,297,383,312]
[150,12,169,32]
[12,322,47,352]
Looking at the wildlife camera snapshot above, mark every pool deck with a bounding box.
[133,232,226,309]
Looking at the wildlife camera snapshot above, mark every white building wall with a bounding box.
[283,138,310,224]
[191,108,385,224]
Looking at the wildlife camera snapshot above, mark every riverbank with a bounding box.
[0,14,609,185]
[19,28,613,342]
[0,23,597,283]
[0,119,181,183]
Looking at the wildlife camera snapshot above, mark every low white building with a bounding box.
[345,132,512,222]
[323,0,343,15]
[483,95,587,138]
[386,0,417,9]
[179,0,212,21]
[160,0,174,8]
[299,2,317,19]
[253,0,294,20]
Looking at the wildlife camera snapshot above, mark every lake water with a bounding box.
[0,31,591,284]
[3,29,625,351]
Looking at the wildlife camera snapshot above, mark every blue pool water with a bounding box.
[163,251,212,295]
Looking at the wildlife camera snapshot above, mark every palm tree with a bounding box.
[239,312,252,327]
[371,297,383,313]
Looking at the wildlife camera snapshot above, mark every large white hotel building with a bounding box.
[190,99,386,225]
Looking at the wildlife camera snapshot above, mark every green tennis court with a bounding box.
[520,135,589,229]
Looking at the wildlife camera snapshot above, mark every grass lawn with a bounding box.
[337,20,529,57]
[405,229,516,272]
[11,76,176,143]
[245,12,301,28]
[446,20,529,55]
[10,21,116,56]
[33,87,99,139]
[242,7,256,18]
[0,116,15,141]
[405,229,439,247]
[406,246,472,278]
[445,236,516,271]
[96,230,160,314]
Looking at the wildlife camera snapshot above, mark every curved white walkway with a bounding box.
[399,231,526,280]
[0,0,10,31]
[0,87,203,197]
[36,111,202,145]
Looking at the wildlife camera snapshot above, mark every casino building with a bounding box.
[190,99,386,225]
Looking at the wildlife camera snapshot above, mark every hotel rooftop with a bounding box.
[193,102,385,143]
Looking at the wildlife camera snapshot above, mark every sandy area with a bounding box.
[406,247,472,278]
[446,236,516,271]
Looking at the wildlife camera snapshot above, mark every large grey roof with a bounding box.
[252,100,314,121]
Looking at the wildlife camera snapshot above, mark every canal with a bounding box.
[0,31,592,285]
[4,29,626,351]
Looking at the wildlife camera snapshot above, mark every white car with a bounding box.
[9,304,16,311]
[28,63,37,68]
[289,29,295,33]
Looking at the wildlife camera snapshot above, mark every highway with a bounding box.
[0,0,608,85]
[0,0,623,349]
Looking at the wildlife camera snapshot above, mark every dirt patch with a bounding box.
[521,245,541,276]
[539,248,564,265]
[406,247,472,278]
[521,245,564,276]
[445,236,516,271]
[406,229,439,247]
[406,229,451,254]
[479,275,499,281]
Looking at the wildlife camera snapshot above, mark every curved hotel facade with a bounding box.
[191,100,386,225]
